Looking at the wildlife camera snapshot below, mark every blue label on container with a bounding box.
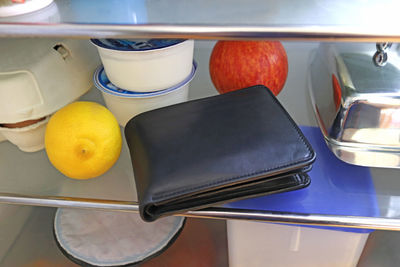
[98,69,144,95]
[93,62,197,98]
[91,39,186,51]
[96,68,162,96]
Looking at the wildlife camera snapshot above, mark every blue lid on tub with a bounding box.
[225,125,379,234]
[93,62,197,98]
[90,39,186,51]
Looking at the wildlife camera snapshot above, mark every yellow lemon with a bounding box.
[45,101,122,179]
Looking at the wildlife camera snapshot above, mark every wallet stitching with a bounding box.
[152,86,315,201]
[153,158,310,200]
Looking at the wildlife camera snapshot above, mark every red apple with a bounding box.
[209,41,288,96]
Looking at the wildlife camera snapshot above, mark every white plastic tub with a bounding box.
[94,63,196,127]
[227,221,369,267]
[91,39,194,92]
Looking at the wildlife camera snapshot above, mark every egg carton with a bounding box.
[0,38,100,152]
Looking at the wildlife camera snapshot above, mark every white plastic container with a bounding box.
[0,117,49,152]
[0,0,53,17]
[227,221,369,267]
[0,38,100,152]
[94,62,196,127]
[91,39,194,92]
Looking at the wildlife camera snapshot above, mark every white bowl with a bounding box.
[94,62,196,127]
[0,117,49,152]
[91,39,194,92]
[0,0,54,17]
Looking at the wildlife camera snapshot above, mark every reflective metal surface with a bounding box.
[0,193,139,212]
[373,42,392,67]
[1,192,400,231]
[309,43,400,168]
[1,0,400,39]
[3,24,400,41]
[185,208,400,231]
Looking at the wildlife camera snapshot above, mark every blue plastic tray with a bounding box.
[225,125,379,233]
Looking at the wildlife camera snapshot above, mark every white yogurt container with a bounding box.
[94,62,196,127]
[91,39,194,92]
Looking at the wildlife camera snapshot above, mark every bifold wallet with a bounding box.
[125,85,316,222]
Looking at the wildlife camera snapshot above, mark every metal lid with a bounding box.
[309,43,400,168]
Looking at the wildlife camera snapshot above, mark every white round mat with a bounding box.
[54,208,185,266]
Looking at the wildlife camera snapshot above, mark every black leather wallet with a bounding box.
[125,85,316,222]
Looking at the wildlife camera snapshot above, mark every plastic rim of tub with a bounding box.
[93,61,197,98]
[54,208,185,267]
[90,39,186,52]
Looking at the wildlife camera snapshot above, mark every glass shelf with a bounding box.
[0,206,397,266]
[0,0,400,40]
[2,40,400,230]
[0,207,228,267]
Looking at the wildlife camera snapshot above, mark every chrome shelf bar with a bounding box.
[2,24,400,41]
[0,192,399,231]
[2,0,400,40]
